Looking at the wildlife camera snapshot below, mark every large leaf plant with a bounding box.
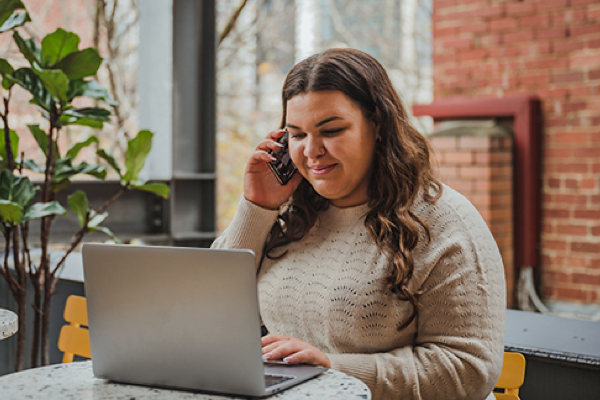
[0,0,169,371]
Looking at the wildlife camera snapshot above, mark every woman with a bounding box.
[212,48,505,400]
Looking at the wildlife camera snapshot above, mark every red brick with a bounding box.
[556,287,588,301]
[557,224,587,235]
[589,69,600,80]
[444,151,474,164]
[518,74,552,85]
[458,49,488,61]
[504,30,534,42]
[562,102,587,112]
[507,2,535,15]
[564,179,579,189]
[574,210,600,219]
[555,194,587,205]
[570,85,600,97]
[429,136,458,150]
[592,260,600,269]
[545,147,571,158]
[572,273,600,285]
[554,131,588,144]
[434,26,460,38]
[570,25,600,37]
[524,58,569,70]
[472,5,504,18]
[553,40,585,53]
[459,22,488,34]
[553,72,585,83]
[520,15,550,28]
[536,27,568,40]
[459,136,492,150]
[572,147,600,158]
[556,163,588,173]
[571,0,600,5]
[545,240,568,250]
[582,179,597,189]
[589,39,600,49]
[571,242,600,253]
[593,226,600,236]
[491,18,519,30]
[537,0,569,10]
[571,54,600,68]
[548,178,561,188]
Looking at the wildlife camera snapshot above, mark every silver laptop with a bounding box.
[82,243,326,397]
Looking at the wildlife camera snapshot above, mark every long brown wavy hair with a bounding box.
[264,48,442,330]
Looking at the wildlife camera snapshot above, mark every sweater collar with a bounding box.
[319,202,371,229]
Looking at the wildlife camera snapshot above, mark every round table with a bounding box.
[0,308,18,340]
[0,361,371,399]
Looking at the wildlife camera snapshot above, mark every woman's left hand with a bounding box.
[261,334,331,368]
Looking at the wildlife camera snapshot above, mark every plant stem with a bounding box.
[2,93,14,170]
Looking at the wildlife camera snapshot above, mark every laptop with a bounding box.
[82,243,326,397]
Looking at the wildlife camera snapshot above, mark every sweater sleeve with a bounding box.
[327,198,506,400]
[211,196,279,270]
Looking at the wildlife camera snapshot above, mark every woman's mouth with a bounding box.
[308,163,336,176]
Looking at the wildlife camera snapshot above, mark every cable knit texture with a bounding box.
[212,185,505,400]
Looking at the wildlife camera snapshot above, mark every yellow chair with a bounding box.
[57,295,91,362]
[494,352,526,400]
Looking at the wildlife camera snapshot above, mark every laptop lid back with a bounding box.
[82,243,266,396]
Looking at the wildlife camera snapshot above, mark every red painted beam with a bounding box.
[413,95,541,269]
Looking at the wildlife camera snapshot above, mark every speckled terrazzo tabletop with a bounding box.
[0,361,371,399]
[0,308,18,340]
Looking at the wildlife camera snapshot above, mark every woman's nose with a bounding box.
[304,137,324,159]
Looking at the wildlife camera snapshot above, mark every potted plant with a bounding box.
[0,0,169,370]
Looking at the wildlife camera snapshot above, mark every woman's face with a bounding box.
[286,90,378,208]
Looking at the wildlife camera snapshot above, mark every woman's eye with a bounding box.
[290,133,306,139]
[323,128,344,135]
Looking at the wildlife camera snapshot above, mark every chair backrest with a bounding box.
[494,352,526,400]
[57,295,91,363]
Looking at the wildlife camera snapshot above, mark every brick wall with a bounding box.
[432,0,600,307]
[431,134,515,305]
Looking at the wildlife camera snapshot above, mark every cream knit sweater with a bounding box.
[212,185,505,400]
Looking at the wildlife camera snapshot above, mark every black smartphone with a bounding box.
[267,130,297,185]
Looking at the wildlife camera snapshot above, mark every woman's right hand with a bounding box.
[244,130,303,210]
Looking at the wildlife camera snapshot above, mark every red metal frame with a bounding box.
[413,95,541,269]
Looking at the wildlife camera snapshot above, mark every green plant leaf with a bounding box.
[54,160,106,183]
[62,107,111,121]
[89,225,121,244]
[40,28,79,67]
[130,182,170,199]
[65,135,98,160]
[87,210,107,228]
[28,124,58,158]
[13,31,40,66]
[124,130,153,183]
[67,79,118,106]
[0,58,15,89]
[21,158,44,173]
[11,175,36,208]
[59,115,104,129]
[55,48,102,80]
[51,179,71,192]
[0,129,19,162]
[0,199,22,223]
[32,64,69,103]
[67,190,87,227]
[12,67,53,111]
[0,0,29,33]
[0,169,15,200]
[96,149,122,177]
[21,201,66,222]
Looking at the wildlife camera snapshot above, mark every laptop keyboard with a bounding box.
[265,374,294,388]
